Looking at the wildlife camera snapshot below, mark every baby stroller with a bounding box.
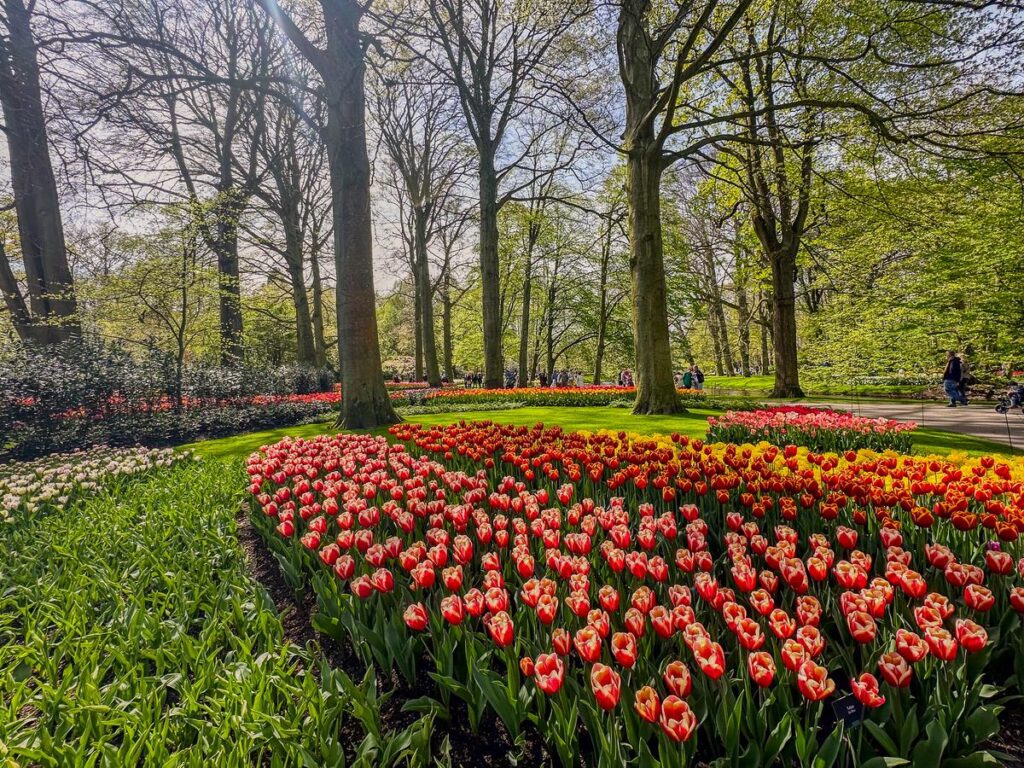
[995,382,1024,414]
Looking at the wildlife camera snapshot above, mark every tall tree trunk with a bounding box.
[736,280,752,377]
[715,299,735,375]
[760,291,771,376]
[518,250,533,387]
[323,1,398,428]
[517,219,541,387]
[310,242,327,368]
[544,274,556,382]
[213,195,244,364]
[412,272,423,380]
[281,206,316,365]
[414,210,441,386]
[478,145,503,387]
[593,220,612,385]
[708,313,724,375]
[769,246,803,396]
[0,0,78,343]
[627,149,679,413]
[0,239,34,341]
[441,270,454,381]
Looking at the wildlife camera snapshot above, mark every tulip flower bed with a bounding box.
[707,406,916,454]
[0,445,190,524]
[415,386,706,408]
[248,422,1024,767]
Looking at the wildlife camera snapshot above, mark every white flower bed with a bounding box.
[0,446,191,524]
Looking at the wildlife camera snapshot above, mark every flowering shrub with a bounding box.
[707,406,916,454]
[1,445,190,523]
[0,339,336,460]
[248,422,1024,766]
[417,386,706,408]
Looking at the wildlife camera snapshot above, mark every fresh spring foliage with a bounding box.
[0,459,435,767]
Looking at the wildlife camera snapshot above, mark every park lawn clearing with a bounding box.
[700,374,929,399]
[184,405,1020,462]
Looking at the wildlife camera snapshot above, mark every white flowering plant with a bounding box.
[0,445,192,524]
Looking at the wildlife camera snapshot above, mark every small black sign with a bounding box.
[830,694,863,730]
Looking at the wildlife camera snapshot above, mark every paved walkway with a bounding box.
[773,401,1024,450]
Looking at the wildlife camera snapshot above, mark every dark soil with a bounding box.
[988,704,1024,768]
[236,507,552,766]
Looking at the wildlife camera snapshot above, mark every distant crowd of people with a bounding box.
[675,362,705,390]
[457,363,712,390]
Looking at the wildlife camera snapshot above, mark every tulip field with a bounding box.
[2,409,1024,767]
[247,421,1024,767]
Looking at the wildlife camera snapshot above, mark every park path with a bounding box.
[770,400,1024,450]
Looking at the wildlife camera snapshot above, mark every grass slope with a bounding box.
[183,406,1019,462]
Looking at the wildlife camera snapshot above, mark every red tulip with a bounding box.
[625,607,646,638]
[895,629,928,663]
[650,605,675,639]
[768,609,795,640]
[796,625,825,657]
[1010,586,1024,613]
[663,660,692,698]
[487,611,514,647]
[552,627,571,656]
[536,594,559,625]
[878,652,912,688]
[734,617,765,651]
[781,639,807,672]
[797,659,835,702]
[463,588,485,617]
[965,584,995,612]
[634,685,660,723]
[441,595,464,625]
[985,549,1013,575]
[747,651,775,687]
[591,663,621,710]
[955,619,988,653]
[611,632,638,668]
[691,636,726,680]
[574,626,602,662]
[924,627,958,662]
[534,653,565,695]
[599,585,620,612]
[845,610,876,644]
[403,602,428,631]
[350,575,374,599]
[851,672,885,708]
[659,696,697,742]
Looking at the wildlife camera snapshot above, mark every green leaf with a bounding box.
[472,667,520,739]
[813,721,844,768]
[943,751,1004,768]
[864,720,900,757]
[910,720,948,767]
[859,759,910,768]
[965,705,1002,743]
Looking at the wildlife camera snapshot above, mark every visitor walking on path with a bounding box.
[692,363,705,391]
[943,351,969,407]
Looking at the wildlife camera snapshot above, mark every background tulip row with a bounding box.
[248,424,1024,767]
[706,406,917,454]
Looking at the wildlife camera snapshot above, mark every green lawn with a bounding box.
[184,405,1019,461]
[703,374,928,400]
